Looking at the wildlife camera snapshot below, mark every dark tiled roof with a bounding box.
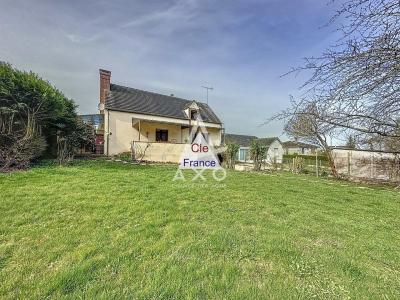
[258,137,280,147]
[282,141,318,149]
[224,134,258,147]
[225,134,282,147]
[105,84,221,124]
[79,114,104,126]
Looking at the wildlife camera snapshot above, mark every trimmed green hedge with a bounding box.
[283,154,328,162]
[282,153,330,168]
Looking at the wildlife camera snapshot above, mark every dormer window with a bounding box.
[184,101,200,120]
[190,109,199,120]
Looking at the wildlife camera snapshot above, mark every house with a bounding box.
[224,134,284,164]
[258,137,284,164]
[98,69,223,162]
[225,134,257,162]
[282,141,318,155]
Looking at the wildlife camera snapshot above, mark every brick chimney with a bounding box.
[99,69,111,114]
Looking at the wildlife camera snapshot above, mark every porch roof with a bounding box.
[132,117,221,129]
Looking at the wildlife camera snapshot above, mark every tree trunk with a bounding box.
[325,148,338,178]
[25,112,36,138]
[317,135,339,178]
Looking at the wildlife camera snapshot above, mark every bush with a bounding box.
[57,119,95,165]
[283,154,328,162]
[0,63,80,170]
[224,143,239,169]
[250,139,267,171]
[0,134,46,170]
[115,152,132,162]
[283,154,329,169]
[292,156,305,173]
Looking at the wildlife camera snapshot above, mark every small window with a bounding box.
[156,129,168,142]
[238,148,250,162]
[239,149,246,161]
[190,110,199,120]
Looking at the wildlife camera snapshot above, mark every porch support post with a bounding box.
[138,120,141,141]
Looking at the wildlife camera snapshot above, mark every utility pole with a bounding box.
[201,86,213,104]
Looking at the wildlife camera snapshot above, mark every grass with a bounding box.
[0,160,399,299]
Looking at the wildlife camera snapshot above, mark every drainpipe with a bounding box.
[106,110,110,156]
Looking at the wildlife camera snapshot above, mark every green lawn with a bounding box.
[0,160,399,299]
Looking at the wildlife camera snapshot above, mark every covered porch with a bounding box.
[131,118,222,146]
[130,118,223,163]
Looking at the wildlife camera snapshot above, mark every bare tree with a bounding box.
[285,0,400,141]
[274,101,339,177]
[358,126,400,151]
[345,135,357,149]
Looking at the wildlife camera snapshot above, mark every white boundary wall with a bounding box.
[333,149,400,182]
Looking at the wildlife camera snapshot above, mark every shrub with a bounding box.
[57,119,95,165]
[283,154,328,162]
[0,134,46,171]
[292,156,305,174]
[0,63,80,170]
[224,143,240,169]
[250,139,267,171]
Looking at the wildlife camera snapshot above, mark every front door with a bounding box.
[273,148,278,162]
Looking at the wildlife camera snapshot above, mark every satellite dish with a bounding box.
[98,103,105,111]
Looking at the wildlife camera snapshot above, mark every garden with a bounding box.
[1,160,399,299]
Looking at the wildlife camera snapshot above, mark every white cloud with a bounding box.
[65,33,103,44]
[121,0,198,29]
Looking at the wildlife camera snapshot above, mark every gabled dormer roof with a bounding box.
[185,101,200,110]
[105,84,221,124]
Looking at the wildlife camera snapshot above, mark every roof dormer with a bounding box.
[184,101,200,120]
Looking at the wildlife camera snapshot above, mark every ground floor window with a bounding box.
[156,129,168,142]
[238,148,249,161]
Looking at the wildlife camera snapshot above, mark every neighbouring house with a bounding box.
[258,137,284,164]
[282,141,318,155]
[98,69,223,162]
[224,134,257,162]
[224,134,284,164]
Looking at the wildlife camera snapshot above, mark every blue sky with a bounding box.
[0,0,341,137]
